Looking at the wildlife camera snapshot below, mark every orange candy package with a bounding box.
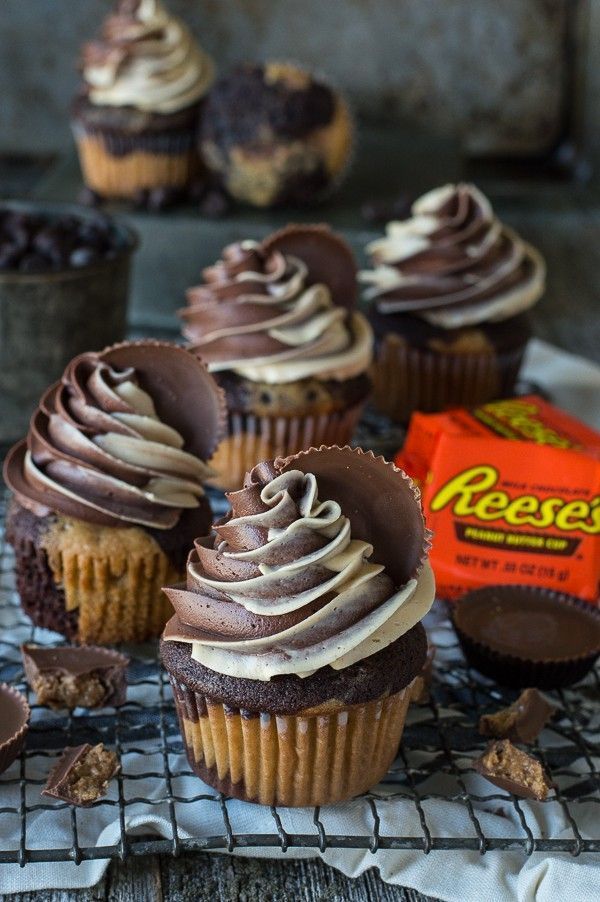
[396,396,600,603]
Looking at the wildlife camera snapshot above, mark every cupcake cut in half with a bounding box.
[181,225,373,490]
[161,445,435,807]
[72,0,214,200]
[360,183,546,422]
[4,341,225,645]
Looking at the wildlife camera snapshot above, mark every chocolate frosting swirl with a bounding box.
[4,342,225,530]
[81,0,214,114]
[360,184,545,329]
[163,448,435,680]
[181,227,372,384]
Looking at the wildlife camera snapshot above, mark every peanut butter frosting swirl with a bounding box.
[4,342,225,530]
[181,237,372,384]
[82,0,214,114]
[163,449,435,680]
[360,184,545,329]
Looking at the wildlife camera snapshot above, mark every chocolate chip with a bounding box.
[199,189,230,218]
[19,253,49,273]
[133,189,150,210]
[361,193,413,225]
[78,187,103,208]
[0,243,22,270]
[147,186,183,211]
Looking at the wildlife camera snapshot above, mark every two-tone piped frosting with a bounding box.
[180,225,373,385]
[162,446,435,680]
[81,0,214,114]
[360,184,545,329]
[3,342,225,531]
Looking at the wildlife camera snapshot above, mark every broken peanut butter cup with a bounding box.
[42,743,119,807]
[22,644,128,710]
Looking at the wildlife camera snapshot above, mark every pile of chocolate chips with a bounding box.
[0,208,123,273]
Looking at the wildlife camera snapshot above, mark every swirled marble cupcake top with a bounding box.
[81,0,214,114]
[4,342,225,530]
[360,184,545,329]
[163,447,435,680]
[181,226,373,385]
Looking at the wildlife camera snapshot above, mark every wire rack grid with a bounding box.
[0,469,599,868]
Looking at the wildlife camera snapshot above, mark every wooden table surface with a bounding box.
[1,153,599,902]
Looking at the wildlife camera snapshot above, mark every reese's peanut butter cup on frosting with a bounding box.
[4,341,225,645]
[181,226,373,490]
[0,684,30,775]
[453,585,600,689]
[160,446,434,807]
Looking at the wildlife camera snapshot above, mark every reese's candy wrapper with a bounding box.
[396,396,600,603]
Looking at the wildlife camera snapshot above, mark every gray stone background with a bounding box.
[2,0,597,158]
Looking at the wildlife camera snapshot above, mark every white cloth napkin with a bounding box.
[0,339,599,900]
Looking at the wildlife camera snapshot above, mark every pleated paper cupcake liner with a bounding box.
[372,334,527,423]
[0,684,30,775]
[72,124,201,198]
[208,402,365,492]
[49,546,180,645]
[169,678,413,807]
[11,526,179,645]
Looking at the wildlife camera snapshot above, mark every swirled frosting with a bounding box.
[181,240,372,384]
[4,343,225,531]
[82,0,214,114]
[360,184,545,329]
[163,454,435,680]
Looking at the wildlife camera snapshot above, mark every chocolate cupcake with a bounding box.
[72,0,214,200]
[452,585,600,689]
[199,62,353,207]
[360,184,546,422]
[4,341,225,645]
[181,225,373,490]
[160,446,435,807]
[0,685,30,775]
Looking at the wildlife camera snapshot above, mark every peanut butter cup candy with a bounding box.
[452,585,600,689]
[4,340,225,645]
[0,685,30,775]
[181,224,373,490]
[72,0,214,201]
[199,62,353,207]
[360,184,545,422]
[160,446,435,806]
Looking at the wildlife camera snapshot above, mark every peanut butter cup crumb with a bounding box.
[31,673,108,710]
[474,739,551,800]
[479,688,555,744]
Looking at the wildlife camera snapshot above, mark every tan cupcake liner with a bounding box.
[208,402,365,492]
[372,334,527,423]
[170,679,413,807]
[50,547,179,645]
[74,132,200,199]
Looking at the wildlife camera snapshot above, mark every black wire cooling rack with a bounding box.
[0,474,599,869]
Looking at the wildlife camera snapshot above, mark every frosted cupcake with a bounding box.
[161,446,434,807]
[360,184,546,422]
[72,0,214,200]
[4,341,225,645]
[181,225,373,490]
